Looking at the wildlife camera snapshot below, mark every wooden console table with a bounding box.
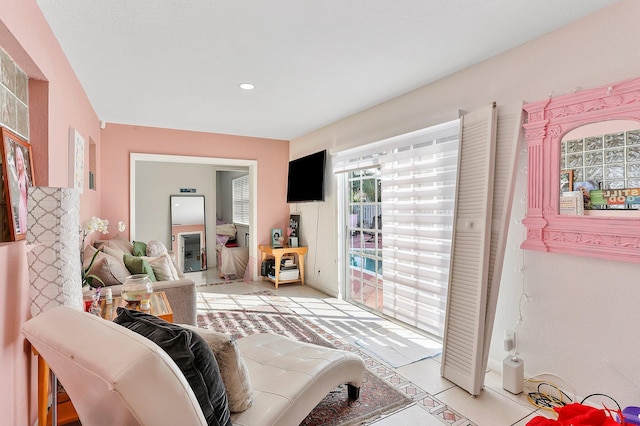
[258,244,308,288]
[35,292,173,425]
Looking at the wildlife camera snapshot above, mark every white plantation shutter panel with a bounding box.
[232,175,249,225]
[441,103,497,396]
[380,134,460,337]
[481,103,524,374]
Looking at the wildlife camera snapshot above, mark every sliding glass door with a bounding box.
[337,120,460,338]
[346,168,383,311]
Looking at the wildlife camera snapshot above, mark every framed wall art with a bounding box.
[289,214,300,237]
[271,228,283,247]
[69,128,84,193]
[0,126,35,241]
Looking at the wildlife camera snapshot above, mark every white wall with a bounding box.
[135,161,215,258]
[291,0,640,407]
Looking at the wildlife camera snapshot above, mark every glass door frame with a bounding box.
[340,167,384,312]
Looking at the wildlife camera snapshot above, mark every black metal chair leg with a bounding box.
[347,384,360,400]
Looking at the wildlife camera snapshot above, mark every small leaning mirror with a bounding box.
[170,195,207,272]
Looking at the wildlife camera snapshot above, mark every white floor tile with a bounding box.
[368,404,444,425]
[436,385,534,426]
[513,411,557,426]
[396,358,456,395]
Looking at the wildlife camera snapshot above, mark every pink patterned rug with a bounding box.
[197,305,412,425]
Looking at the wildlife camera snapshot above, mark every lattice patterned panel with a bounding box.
[27,186,82,315]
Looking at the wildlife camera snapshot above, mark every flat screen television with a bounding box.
[286,150,326,203]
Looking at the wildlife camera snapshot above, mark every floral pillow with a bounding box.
[146,240,169,257]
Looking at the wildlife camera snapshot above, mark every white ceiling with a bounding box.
[36,0,619,141]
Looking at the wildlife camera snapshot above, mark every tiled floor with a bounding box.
[187,269,554,426]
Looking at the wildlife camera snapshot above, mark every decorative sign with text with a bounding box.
[590,188,640,206]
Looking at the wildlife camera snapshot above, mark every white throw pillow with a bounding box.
[145,252,179,281]
[165,251,181,279]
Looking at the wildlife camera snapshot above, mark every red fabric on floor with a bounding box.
[526,403,621,426]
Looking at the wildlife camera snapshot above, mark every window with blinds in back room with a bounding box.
[232,174,249,225]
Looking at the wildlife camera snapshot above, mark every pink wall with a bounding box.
[0,1,102,223]
[0,1,103,424]
[0,3,288,421]
[99,123,291,247]
[0,242,34,425]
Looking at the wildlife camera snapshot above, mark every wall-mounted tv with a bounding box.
[286,150,326,203]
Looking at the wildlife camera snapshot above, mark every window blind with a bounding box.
[334,119,460,337]
[333,120,460,174]
[232,175,249,225]
[380,132,460,337]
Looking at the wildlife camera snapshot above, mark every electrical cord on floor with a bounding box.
[527,382,572,413]
[525,374,575,414]
[581,393,621,412]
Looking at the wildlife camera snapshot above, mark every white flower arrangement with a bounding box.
[84,216,126,235]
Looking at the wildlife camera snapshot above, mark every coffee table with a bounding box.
[100,291,173,323]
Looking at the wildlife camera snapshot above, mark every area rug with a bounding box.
[197,291,476,425]
[353,334,442,368]
[198,308,413,425]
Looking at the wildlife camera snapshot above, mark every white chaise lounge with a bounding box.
[22,306,366,426]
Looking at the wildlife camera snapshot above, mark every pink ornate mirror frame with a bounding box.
[522,76,640,263]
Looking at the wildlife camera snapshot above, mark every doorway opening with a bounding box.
[179,232,206,272]
[130,153,259,281]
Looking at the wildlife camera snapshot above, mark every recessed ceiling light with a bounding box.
[239,82,255,90]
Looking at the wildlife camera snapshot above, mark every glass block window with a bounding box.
[0,47,29,139]
[561,128,640,209]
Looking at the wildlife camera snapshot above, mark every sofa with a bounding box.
[85,235,197,325]
[23,306,366,426]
